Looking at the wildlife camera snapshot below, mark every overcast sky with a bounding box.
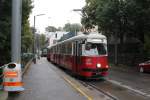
[29,0,85,33]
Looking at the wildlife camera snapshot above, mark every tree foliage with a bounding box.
[45,26,58,32]
[82,0,150,44]
[22,0,33,53]
[39,34,46,49]
[63,23,82,32]
[0,0,33,63]
[22,21,33,52]
[0,0,12,63]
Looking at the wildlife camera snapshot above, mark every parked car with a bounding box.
[139,60,150,73]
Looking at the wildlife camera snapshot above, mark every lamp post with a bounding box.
[72,9,83,36]
[11,0,22,63]
[33,14,45,64]
[72,9,89,34]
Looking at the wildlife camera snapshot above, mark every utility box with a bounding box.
[3,63,24,92]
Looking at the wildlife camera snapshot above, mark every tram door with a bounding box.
[73,41,78,73]
[73,41,81,73]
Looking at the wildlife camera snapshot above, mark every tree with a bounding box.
[82,0,150,64]
[63,23,71,32]
[45,26,57,32]
[22,21,33,52]
[81,0,99,29]
[63,23,82,33]
[0,0,12,63]
[22,0,33,53]
[82,0,150,44]
[39,34,46,49]
[0,0,33,64]
[57,27,63,31]
[144,33,150,57]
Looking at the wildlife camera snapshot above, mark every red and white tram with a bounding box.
[47,32,109,79]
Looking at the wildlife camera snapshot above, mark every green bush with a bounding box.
[21,53,33,68]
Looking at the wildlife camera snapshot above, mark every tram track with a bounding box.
[78,79,150,100]
[79,80,118,100]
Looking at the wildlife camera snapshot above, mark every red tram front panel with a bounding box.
[76,56,109,78]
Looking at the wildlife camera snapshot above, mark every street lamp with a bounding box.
[72,9,83,17]
[33,14,45,64]
[73,9,82,12]
[73,9,88,17]
[72,9,83,36]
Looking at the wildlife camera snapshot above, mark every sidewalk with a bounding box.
[0,90,8,100]
[7,58,87,100]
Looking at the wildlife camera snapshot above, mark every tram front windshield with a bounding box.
[82,42,106,56]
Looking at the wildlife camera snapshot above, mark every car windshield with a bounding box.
[82,42,106,56]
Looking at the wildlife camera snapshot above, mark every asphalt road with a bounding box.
[108,66,150,98]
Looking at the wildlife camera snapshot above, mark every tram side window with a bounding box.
[65,43,67,54]
[65,44,67,54]
[67,42,72,55]
[56,45,58,54]
[54,47,55,54]
[66,43,68,55]
[53,47,55,54]
[62,44,66,54]
[59,45,62,54]
[55,46,57,54]
[50,49,51,53]
[79,43,82,56]
[61,44,63,54]
[52,48,54,54]
[56,46,58,54]
[56,46,57,54]
[73,42,76,55]
[57,45,60,54]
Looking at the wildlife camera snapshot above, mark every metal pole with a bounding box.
[11,0,22,63]
[33,16,36,63]
[37,34,40,59]
[33,14,45,63]
[114,32,118,65]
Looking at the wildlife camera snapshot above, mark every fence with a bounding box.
[108,43,147,66]
[21,53,34,70]
[0,65,4,90]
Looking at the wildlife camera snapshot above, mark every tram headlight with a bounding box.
[106,65,109,68]
[96,63,101,68]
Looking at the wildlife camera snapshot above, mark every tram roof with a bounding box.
[48,32,106,48]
